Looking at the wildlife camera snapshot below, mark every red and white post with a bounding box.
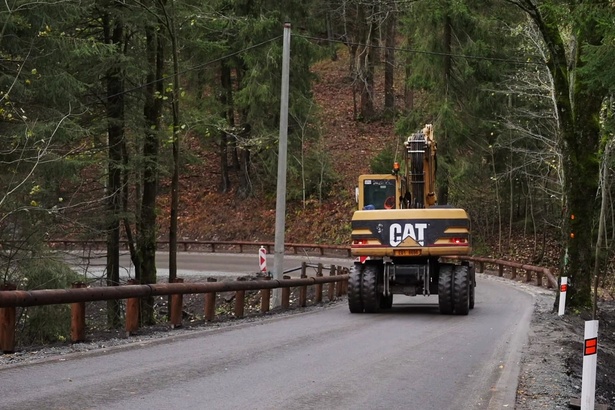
[558,277,568,316]
[259,246,268,275]
[581,320,599,410]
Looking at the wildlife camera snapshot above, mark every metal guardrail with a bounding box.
[0,263,349,353]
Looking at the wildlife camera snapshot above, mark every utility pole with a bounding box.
[273,22,291,307]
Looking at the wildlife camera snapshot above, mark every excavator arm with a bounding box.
[403,124,437,209]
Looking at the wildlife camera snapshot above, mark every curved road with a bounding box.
[0,276,533,410]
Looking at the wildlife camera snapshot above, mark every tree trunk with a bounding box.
[356,4,375,120]
[436,13,453,206]
[237,124,252,199]
[139,23,164,325]
[167,2,180,287]
[103,13,124,328]
[383,12,396,116]
[519,1,603,309]
[218,65,233,193]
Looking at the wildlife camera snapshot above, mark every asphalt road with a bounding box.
[0,277,533,410]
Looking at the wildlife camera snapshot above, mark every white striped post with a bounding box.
[558,277,568,316]
[259,246,268,275]
[581,320,599,410]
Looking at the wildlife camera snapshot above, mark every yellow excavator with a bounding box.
[349,124,475,314]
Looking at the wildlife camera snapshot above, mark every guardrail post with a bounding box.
[328,265,336,301]
[511,267,517,280]
[315,264,323,303]
[338,266,348,295]
[336,266,343,297]
[299,265,307,308]
[498,264,504,277]
[525,269,532,283]
[235,277,246,318]
[170,278,184,328]
[536,270,543,287]
[205,278,217,321]
[0,283,17,353]
[70,282,87,343]
[260,276,271,313]
[282,276,291,309]
[125,279,140,336]
[546,269,556,289]
[479,262,484,273]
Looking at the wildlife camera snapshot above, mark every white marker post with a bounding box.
[259,246,268,275]
[558,277,568,316]
[581,320,599,410]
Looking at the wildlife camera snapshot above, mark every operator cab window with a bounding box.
[363,179,396,210]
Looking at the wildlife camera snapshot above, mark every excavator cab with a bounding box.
[357,175,399,210]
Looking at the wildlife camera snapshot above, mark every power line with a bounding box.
[296,34,545,66]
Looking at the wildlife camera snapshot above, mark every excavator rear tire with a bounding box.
[453,265,470,315]
[362,264,381,313]
[348,263,364,313]
[438,265,454,314]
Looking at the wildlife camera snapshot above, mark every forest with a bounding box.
[1,0,615,337]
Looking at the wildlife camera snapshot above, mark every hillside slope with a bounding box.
[170,50,398,245]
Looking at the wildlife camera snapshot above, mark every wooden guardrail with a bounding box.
[40,240,352,257]
[451,255,558,289]
[0,263,348,354]
[41,240,558,288]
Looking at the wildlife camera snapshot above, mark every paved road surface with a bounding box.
[0,277,533,410]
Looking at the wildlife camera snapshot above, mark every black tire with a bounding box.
[380,293,393,309]
[362,264,381,313]
[438,265,454,314]
[348,263,364,313]
[453,265,470,315]
[466,262,476,310]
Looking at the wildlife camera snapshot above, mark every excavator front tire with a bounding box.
[348,263,364,313]
[362,264,381,313]
[438,264,454,314]
[453,264,470,315]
